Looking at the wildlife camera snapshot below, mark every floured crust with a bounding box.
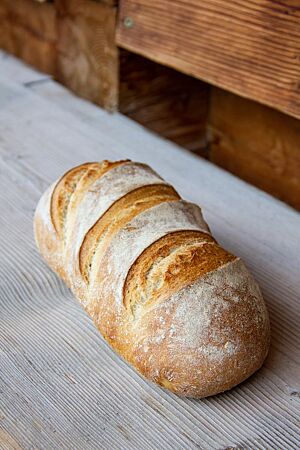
[79,184,180,284]
[34,160,270,398]
[34,181,65,279]
[125,258,270,398]
[64,162,173,299]
[123,231,234,315]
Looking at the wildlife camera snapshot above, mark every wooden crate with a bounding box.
[0,0,209,153]
[209,88,300,210]
[56,0,119,110]
[0,0,118,110]
[0,0,300,210]
[0,0,57,76]
[117,0,300,120]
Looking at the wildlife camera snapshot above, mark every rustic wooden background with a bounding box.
[0,51,299,450]
[1,0,300,210]
[117,0,300,120]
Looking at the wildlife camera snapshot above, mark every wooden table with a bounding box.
[0,51,299,450]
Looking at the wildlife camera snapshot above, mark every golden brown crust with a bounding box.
[50,162,93,237]
[50,160,128,240]
[120,259,270,398]
[34,160,270,398]
[123,231,235,316]
[35,160,129,286]
[79,184,180,283]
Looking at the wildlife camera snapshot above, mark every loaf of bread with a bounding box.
[34,160,270,398]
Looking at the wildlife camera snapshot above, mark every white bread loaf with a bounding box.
[34,160,270,398]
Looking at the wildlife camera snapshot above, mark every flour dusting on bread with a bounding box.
[34,160,270,398]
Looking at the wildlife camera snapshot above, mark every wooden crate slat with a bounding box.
[209,88,300,210]
[117,0,300,119]
[0,0,57,76]
[56,0,119,110]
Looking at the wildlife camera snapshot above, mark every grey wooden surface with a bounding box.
[0,51,299,450]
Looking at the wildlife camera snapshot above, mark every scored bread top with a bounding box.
[123,231,235,317]
[79,184,179,284]
[88,200,213,310]
[51,163,92,238]
[34,159,270,398]
[64,161,181,297]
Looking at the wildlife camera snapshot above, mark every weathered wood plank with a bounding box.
[117,0,300,119]
[0,0,119,110]
[209,87,300,210]
[0,0,57,75]
[56,0,119,110]
[0,57,299,449]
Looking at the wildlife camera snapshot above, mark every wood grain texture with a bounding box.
[209,88,300,211]
[56,0,119,110]
[0,52,299,449]
[119,50,209,156]
[117,0,300,119]
[0,0,57,75]
[0,0,119,110]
